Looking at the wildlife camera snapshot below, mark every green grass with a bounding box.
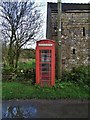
[0,82,2,99]
[2,81,89,100]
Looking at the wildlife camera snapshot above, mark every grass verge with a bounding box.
[2,81,89,100]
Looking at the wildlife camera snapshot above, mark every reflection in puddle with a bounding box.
[2,105,37,118]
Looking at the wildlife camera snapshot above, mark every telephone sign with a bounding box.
[36,39,55,86]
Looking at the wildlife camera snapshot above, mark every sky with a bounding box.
[29,0,90,48]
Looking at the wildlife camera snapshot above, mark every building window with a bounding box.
[53,22,58,36]
[61,22,63,34]
[83,27,85,36]
[73,48,75,54]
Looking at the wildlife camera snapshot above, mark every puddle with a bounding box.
[2,105,37,118]
[2,100,88,118]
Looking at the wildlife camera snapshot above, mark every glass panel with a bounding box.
[41,77,50,80]
[41,50,49,53]
[40,63,51,72]
[41,72,49,76]
[39,50,52,81]
[40,50,51,62]
[41,54,51,62]
[41,64,50,67]
[42,67,49,71]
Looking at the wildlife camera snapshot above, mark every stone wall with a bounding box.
[50,10,89,70]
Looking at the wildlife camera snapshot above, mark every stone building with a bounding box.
[46,3,90,70]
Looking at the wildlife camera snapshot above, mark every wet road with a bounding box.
[2,99,89,118]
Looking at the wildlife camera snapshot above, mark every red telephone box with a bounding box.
[36,39,55,86]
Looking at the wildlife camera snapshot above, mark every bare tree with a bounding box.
[0,1,43,68]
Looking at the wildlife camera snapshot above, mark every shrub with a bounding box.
[15,60,36,83]
[2,64,16,81]
[17,59,35,70]
[2,59,36,83]
[62,65,89,86]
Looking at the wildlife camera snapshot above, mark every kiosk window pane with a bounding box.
[40,63,51,72]
[40,50,51,62]
[41,50,49,53]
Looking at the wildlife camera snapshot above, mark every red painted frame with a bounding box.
[36,39,55,86]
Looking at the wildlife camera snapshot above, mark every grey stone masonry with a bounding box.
[46,3,90,70]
